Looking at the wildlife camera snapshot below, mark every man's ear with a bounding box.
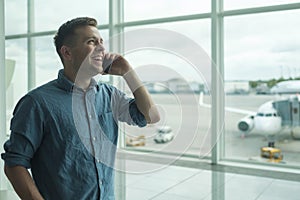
[60,45,72,61]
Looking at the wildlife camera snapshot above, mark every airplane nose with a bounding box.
[255,118,281,135]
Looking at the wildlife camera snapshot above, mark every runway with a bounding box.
[124,93,300,166]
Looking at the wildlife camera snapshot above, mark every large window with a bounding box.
[124,0,210,22]
[224,9,300,165]
[121,20,212,157]
[5,0,27,35]
[5,39,28,132]
[35,0,109,31]
[2,0,300,199]
[225,0,300,10]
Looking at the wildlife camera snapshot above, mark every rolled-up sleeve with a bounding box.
[1,95,44,168]
[110,87,147,127]
[128,99,147,127]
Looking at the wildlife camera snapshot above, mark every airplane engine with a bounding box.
[238,116,254,132]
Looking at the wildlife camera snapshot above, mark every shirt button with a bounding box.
[97,159,100,163]
[89,114,92,119]
[92,137,96,141]
[99,180,103,185]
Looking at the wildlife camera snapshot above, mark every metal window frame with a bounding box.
[0,0,7,191]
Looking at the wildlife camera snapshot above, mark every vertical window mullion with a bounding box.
[211,0,224,164]
[0,0,8,191]
[27,0,35,91]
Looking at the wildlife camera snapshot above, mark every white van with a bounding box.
[154,126,174,143]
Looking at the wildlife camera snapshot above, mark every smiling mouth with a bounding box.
[92,56,103,61]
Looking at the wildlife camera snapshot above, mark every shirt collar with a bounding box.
[57,69,99,93]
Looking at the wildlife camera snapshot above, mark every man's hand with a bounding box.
[102,53,132,76]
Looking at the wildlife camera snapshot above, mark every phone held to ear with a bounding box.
[102,57,113,74]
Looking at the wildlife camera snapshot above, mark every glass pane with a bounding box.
[225,0,300,10]
[121,21,212,158]
[35,30,109,86]
[35,0,109,31]
[124,0,210,22]
[125,19,211,61]
[35,36,61,87]
[5,39,28,135]
[5,0,27,35]
[224,10,300,166]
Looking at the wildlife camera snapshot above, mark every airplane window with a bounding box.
[273,113,277,117]
[266,113,272,117]
[257,113,264,116]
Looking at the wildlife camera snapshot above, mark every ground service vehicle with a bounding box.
[154,126,174,143]
[260,147,283,163]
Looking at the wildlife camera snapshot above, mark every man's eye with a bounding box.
[88,40,95,44]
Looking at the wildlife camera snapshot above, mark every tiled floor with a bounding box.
[1,160,300,200]
[121,160,300,200]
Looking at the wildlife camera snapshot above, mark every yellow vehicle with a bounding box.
[126,135,146,147]
[260,147,283,162]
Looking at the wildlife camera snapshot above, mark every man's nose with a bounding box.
[95,42,105,52]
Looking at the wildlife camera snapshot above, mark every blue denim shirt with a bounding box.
[1,70,147,200]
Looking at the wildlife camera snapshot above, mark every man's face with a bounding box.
[69,25,105,77]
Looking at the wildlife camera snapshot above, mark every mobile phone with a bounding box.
[102,57,113,74]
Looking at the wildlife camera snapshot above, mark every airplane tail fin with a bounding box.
[199,92,204,105]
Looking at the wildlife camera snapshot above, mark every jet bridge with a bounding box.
[273,96,300,139]
[272,96,300,126]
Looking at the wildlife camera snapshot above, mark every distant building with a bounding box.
[145,78,204,94]
[225,81,250,95]
[256,83,270,94]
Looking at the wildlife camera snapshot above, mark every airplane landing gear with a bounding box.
[267,135,276,148]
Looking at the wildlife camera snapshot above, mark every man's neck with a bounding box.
[63,69,91,91]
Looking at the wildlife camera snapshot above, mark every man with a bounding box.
[1,17,160,200]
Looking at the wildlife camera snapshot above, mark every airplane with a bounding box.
[199,92,300,147]
[270,80,300,94]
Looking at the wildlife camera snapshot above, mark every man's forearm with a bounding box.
[123,70,160,123]
[4,165,44,200]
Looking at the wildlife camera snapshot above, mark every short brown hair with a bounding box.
[53,17,97,62]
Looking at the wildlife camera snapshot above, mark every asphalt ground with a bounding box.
[124,94,300,166]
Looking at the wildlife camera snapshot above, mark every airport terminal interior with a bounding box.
[1,0,300,199]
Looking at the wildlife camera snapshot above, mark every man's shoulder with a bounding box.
[23,79,62,105]
[28,80,57,96]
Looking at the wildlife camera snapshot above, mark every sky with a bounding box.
[3,0,300,101]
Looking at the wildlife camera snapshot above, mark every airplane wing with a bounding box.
[199,92,256,116]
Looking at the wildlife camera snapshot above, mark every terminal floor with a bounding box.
[1,160,300,200]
